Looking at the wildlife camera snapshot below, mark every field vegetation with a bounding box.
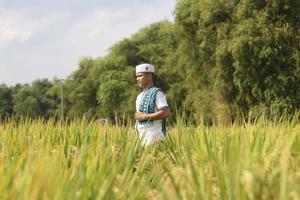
[1,114,299,199]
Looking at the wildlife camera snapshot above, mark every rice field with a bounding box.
[0,116,300,200]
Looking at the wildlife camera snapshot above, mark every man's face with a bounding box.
[136,72,151,88]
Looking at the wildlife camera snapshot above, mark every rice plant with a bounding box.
[0,116,299,200]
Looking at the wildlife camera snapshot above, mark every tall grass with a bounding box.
[0,116,299,200]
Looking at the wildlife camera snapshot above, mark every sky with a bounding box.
[0,0,176,86]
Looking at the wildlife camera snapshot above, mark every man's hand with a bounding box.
[135,112,146,121]
[135,108,170,122]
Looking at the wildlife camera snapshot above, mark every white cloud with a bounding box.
[0,8,71,47]
[0,10,33,45]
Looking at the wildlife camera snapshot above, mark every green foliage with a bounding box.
[31,79,54,118]
[227,0,300,114]
[12,79,53,119]
[64,57,99,119]
[97,74,129,118]
[13,86,41,118]
[174,0,300,123]
[0,84,13,119]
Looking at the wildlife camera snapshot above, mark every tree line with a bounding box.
[1,0,300,124]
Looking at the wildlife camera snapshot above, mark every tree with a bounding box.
[13,85,40,118]
[0,84,13,120]
[174,0,300,122]
[12,79,53,119]
[96,70,130,125]
[64,57,99,119]
[31,79,53,118]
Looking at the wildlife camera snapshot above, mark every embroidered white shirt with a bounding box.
[135,90,168,145]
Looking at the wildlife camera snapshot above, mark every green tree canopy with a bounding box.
[0,84,13,119]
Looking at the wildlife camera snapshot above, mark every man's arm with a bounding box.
[135,107,170,121]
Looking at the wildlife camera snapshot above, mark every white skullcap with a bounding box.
[136,63,155,74]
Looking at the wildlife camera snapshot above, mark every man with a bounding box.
[135,63,170,146]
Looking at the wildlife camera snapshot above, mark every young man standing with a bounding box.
[135,63,170,145]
